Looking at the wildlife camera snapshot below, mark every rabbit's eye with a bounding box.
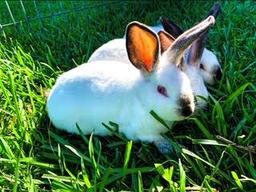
[200,63,205,70]
[157,85,169,97]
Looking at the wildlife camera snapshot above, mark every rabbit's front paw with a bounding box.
[154,139,173,154]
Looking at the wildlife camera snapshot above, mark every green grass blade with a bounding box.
[123,140,132,169]
[231,171,244,191]
[179,159,186,192]
[137,171,143,192]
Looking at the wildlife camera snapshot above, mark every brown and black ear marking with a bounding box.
[157,31,175,54]
[126,21,159,73]
[160,17,184,38]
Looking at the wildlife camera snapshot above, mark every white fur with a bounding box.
[88,39,129,63]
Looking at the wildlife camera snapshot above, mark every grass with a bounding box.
[0,0,256,191]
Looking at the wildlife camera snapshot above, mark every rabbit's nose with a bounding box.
[181,105,193,117]
[214,67,222,81]
[179,96,194,117]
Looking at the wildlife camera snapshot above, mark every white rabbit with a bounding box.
[160,3,222,85]
[47,17,215,153]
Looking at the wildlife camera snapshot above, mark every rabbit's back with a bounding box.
[88,39,130,64]
[47,61,141,135]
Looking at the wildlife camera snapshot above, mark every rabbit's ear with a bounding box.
[158,31,175,53]
[126,22,159,73]
[186,3,221,67]
[160,17,183,38]
[166,16,215,67]
[186,31,207,67]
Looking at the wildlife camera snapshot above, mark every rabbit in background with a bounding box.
[159,3,222,85]
[47,16,215,154]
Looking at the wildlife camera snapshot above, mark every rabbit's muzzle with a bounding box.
[214,67,222,81]
[179,95,194,117]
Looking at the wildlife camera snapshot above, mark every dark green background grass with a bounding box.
[0,1,255,191]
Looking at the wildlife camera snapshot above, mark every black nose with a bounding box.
[215,67,222,81]
[179,96,193,117]
[181,105,193,117]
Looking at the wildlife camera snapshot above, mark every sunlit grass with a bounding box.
[0,0,255,191]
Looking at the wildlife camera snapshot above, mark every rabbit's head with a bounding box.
[160,3,222,85]
[199,49,221,85]
[158,29,209,109]
[125,16,215,121]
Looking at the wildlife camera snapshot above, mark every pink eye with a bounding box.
[157,85,169,97]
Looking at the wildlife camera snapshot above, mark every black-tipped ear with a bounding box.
[206,3,221,19]
[158,31,175,54]
[126,21,159,73]
[160,17,184,38]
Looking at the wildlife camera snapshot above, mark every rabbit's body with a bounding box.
[47,60,193,142]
